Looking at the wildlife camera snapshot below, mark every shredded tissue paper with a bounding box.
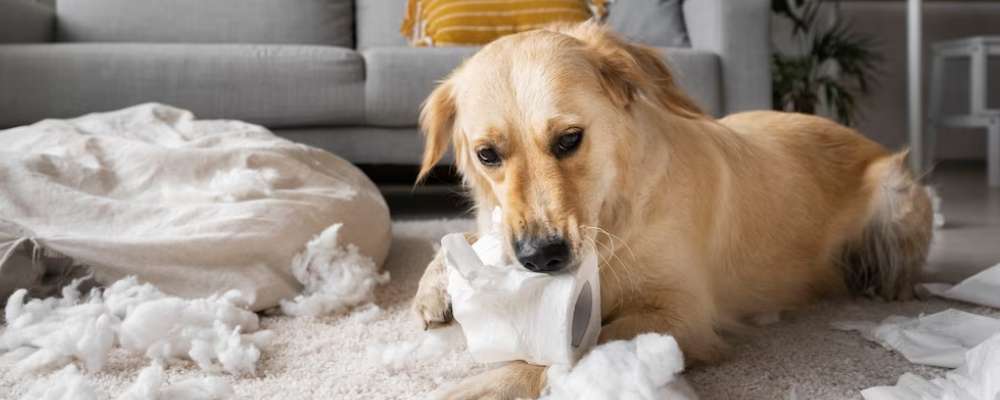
[920,263,1000,309]
[832,261,1000,399]
[442,209,602,366]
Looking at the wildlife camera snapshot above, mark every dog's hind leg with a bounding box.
[439,361,547,400]
[839,152,934,301]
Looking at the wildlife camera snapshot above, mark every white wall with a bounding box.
[833,1,1000,160]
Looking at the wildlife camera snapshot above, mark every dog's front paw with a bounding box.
[412,284,452,330]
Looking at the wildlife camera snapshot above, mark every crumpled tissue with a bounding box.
[442,210,601,366]
[920,263,1000,309]
[540,333,697,400]
[835,308,1000,400]
[833,309,1000,368]
[860,332,1000,400]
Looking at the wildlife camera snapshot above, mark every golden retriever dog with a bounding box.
[412,22,934,399]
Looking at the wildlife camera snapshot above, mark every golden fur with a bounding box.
[412,22,933,399]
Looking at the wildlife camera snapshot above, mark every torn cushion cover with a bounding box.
[0,103,391,311]
[401,0,601,47]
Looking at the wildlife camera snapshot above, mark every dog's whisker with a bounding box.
[581,225,639,264]
[586,230,641,298]
[585,236,628,311]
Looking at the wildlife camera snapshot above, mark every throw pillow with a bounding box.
[401,0,601,47]
[605,0,689,48]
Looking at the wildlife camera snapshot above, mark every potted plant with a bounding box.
[771,0,881,126]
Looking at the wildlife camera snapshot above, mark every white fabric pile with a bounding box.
[0,103,391,311]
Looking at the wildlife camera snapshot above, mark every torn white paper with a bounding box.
[861,333,1000,400]
[833,309,1000,368]
[540,333,697,400]
[1,277,270,376]
[280,223,390,317]
[921,263,1000,309]
[442,208,601,366]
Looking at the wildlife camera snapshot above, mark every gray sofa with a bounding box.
[0,0,771,165]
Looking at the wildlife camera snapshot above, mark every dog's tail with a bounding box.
[839,151,934,300]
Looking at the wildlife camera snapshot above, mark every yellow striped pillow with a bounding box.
[401,0,604,47]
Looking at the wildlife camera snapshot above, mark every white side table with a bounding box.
[926,36,1000,187]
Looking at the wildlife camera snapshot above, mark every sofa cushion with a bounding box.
[364,46,480,127]
[0,44,364,128]
[0,0,54,43]
[659,48,721,117]
[356,0,409,49]
[56,0,354,46]
[363,47,721,128]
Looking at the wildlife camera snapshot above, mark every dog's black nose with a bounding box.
[515,236,571,273]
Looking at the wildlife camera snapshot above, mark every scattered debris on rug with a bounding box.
[920,263,1000,309]
[280,223,390,317]
[1,277,268,399]
[836,309,1000,399]
[2,277,269,376]
[834,309,1000,368]
[541,333,697,400]
[366,325,466,372]
[860,333,1000,400]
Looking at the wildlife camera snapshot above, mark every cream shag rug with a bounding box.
[2,219,997,399]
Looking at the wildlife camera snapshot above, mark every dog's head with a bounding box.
[419,22,702,273]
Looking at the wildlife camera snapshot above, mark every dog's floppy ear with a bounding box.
[418,80,457,183]
[555,22,703,118]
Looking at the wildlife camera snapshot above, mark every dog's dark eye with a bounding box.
[477,147,502,166]
[552,129,583,158]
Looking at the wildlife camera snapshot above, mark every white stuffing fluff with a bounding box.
[541,333,698,400]
[20,365,98,400]
[280,223,390,317]
[208,167,280,202]
[367,325,466,372]
[1,277,270,376]
[116,363,234,400]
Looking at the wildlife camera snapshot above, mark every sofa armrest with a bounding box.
[683,0,771,114]
[0,0,55,43]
